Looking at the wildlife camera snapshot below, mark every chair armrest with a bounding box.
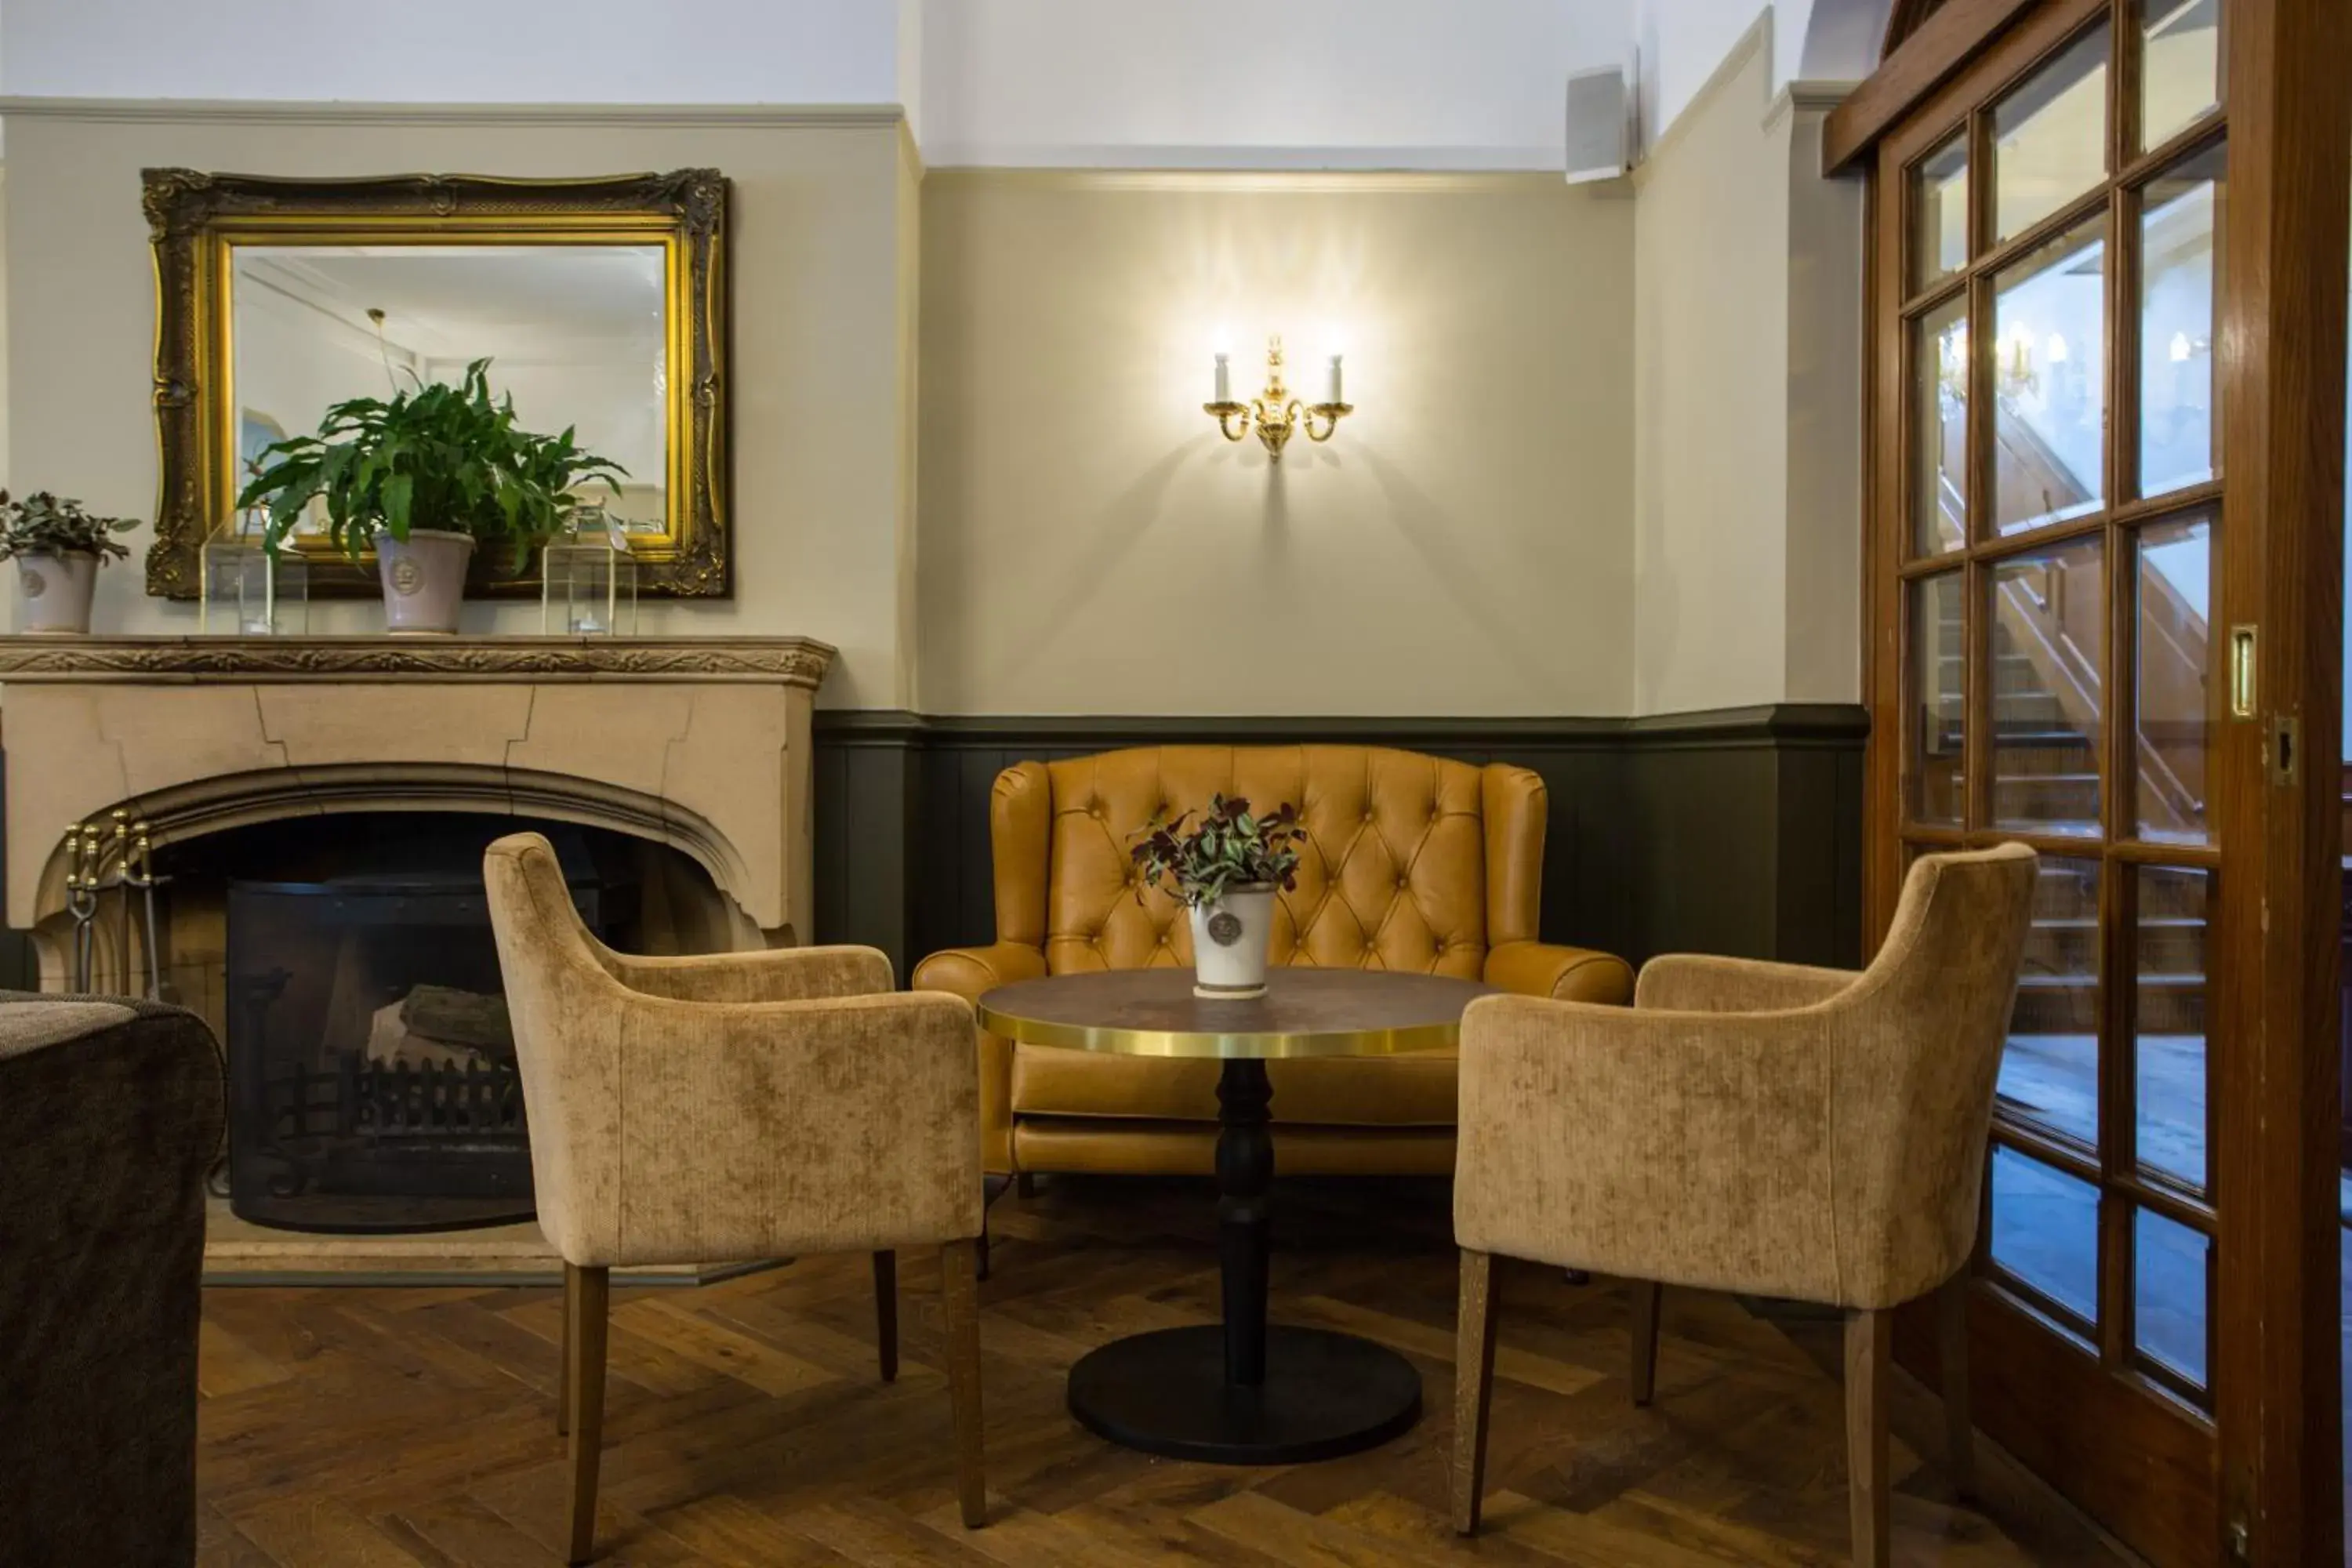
[1634,953,1858,1014]
[1484,940,1633,1005]
[911,942,1048,1004]
[599,943,895,1004]
[1453,993,1848,1304]
[910,942,1049,1174]
[541,989,982,1268]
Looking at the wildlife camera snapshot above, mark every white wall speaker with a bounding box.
[1564,64,1633,184]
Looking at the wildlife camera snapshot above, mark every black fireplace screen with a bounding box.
[225,830,628,1233]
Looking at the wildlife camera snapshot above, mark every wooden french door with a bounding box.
[1849,0,2348,1563]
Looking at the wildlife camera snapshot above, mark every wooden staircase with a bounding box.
[1923,408,2212,1046]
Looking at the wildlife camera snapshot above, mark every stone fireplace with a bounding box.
[0,633,832,1274]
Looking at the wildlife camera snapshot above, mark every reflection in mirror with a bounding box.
[232,245,670,539]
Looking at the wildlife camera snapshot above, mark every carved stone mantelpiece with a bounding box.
[0,635,836,984]
[0,635,830,684]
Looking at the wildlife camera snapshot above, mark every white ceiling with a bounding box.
[0,2,1896,169]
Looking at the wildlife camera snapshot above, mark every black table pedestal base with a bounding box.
[1066,1323,1423,1465]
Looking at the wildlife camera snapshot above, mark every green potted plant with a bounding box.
[238,358,626,634]
[1131,795,1307,999]
[0,491,140,635]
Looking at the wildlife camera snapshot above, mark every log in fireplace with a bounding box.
[224,822,635,1233]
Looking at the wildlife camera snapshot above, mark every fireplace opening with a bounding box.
[196,815,659,1235]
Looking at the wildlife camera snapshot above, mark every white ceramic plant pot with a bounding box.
[374,528,475,634]
[1190,883,1277,1000]
[15,550,100,635]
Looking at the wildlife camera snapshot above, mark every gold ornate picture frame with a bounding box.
[141,169,731,600]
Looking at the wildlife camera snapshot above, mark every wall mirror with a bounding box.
[142,169,731,600]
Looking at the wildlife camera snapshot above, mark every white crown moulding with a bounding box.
[0,98,1573,177]
[0,97,909,129]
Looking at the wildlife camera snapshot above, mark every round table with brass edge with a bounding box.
[976,966,1493,1465]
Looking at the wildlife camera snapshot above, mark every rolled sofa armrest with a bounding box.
[1484,940,1634,1005]
[600,943,895,1004]
[1453,992,1843,1302]
[1634,953,1858,1014]
[911,942,1049,1174]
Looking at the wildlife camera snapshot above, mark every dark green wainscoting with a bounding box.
[813,706,1867,984]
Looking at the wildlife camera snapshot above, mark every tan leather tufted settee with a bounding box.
[912,745,1634,1179]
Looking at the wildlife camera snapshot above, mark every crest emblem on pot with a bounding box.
[1206,909,1243,946]
[390,559,423,595]
[19,569,44,599]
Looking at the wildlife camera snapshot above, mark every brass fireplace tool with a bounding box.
[63,809,169,996]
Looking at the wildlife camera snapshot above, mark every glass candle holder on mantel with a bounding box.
[539,503,639,637]
[200,516,309,635]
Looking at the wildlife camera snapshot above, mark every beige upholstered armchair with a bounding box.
[484,833,988,1565]
[1450,843,2037,1567]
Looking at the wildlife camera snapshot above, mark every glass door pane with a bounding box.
[2002,855,2103,1145]
[1994,216,2109,534]
[1990,538,2106,834]
[1991,1145,2101,1325]
[1991,27,2111,244]
[2139,145,2224,498]
[2135,865,2211,1190]
[1914,294,1971,554]
[2136,0,2219,151]
[2135,512,2216,841]
[2133,1207,2210,1389]
[1907,572,1967,823]
[1915,132,1973,292]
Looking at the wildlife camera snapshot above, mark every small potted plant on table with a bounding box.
[1131,794,1306,1000]
[238,358,625,634]
[2,491,139,635]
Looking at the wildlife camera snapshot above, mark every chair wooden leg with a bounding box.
[1846,1307,1892,1568]
[977,1174,1011,1282]
[873,1250,899,1383]
[564,1264,611,1566]
[1939,1275,1976,1502]
[557,1277,572,1436]
[1628,1280,1662,1407]
[940,1238,987,1528]
[1450,1248,1503,1536]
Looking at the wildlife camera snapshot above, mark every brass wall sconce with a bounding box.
[1206,335,1352,462]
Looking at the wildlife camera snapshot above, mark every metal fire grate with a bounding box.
[225,827,627,1234]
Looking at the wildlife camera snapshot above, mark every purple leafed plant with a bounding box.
[1129,793,1305,909]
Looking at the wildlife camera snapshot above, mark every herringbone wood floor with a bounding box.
[195,1177,2136,1566]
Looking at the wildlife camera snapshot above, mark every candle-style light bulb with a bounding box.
[1325,354,1344,406]
[1212,327,1232,403]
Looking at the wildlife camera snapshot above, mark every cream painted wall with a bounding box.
[918,0,1626,169]
[1634,36,1791,714]
[1780,96,1865,704]
[916,172,1635,717]
[2,107,918,708]
[1631,25,1860,714]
